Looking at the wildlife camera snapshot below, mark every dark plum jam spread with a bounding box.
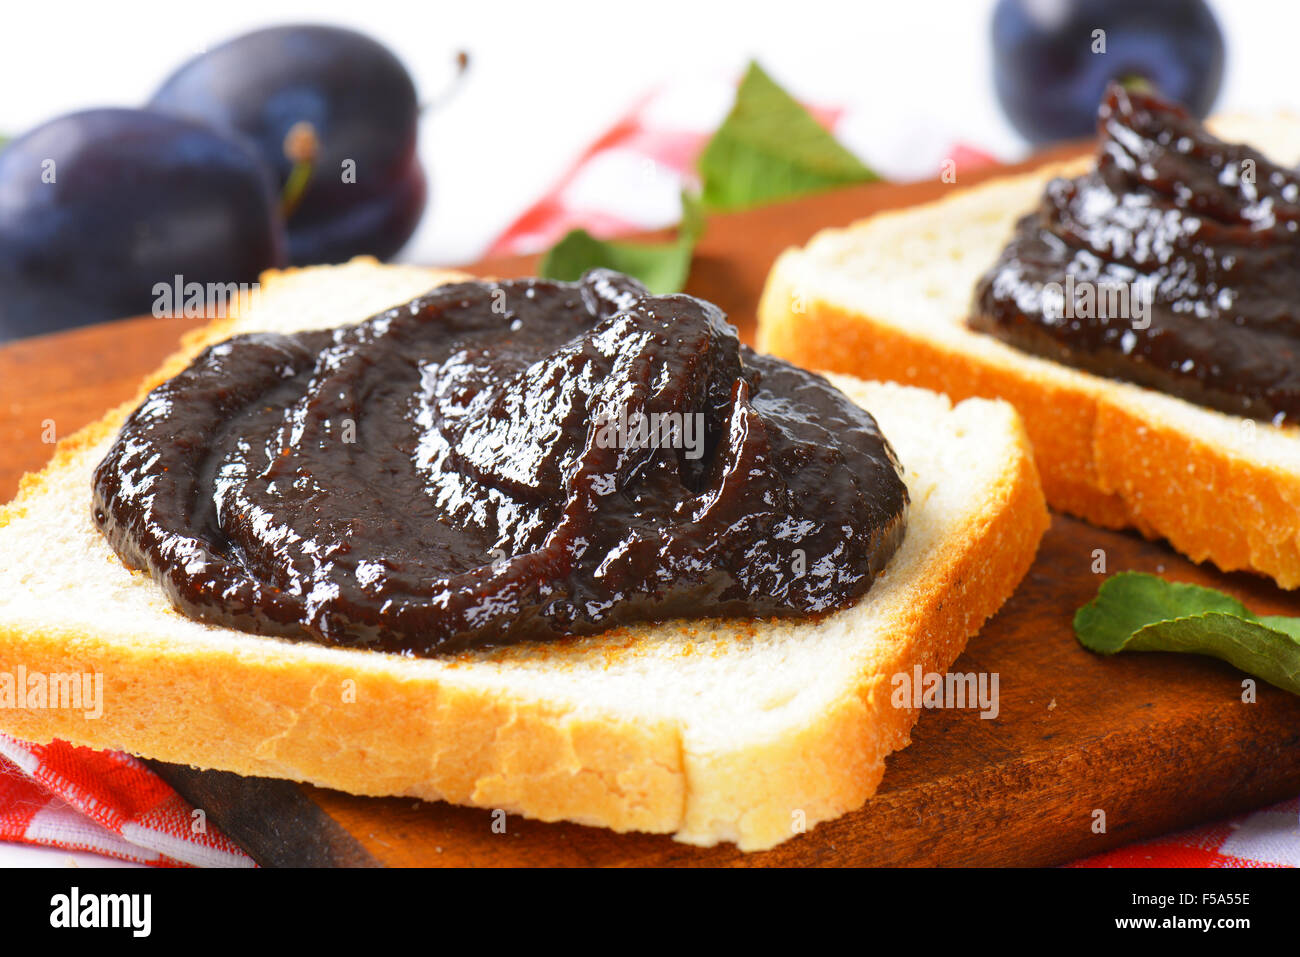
[92,270,908,656]
[971,85,1300,423]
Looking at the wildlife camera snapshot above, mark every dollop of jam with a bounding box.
[971,85,1300,423]
[92,271,908,656]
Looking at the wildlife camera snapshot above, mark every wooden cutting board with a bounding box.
[3,143,1299,867]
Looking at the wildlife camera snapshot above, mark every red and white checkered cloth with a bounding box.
[0,734,252,867]
[0,78,1295,868]
[490,77,1000,258]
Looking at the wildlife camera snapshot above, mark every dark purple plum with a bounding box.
[993,0,1225,144]
[149,24,427,264]
[0,108,285,341]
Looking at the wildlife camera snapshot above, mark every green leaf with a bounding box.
[1074,572,1300,695]
[539,192,704,294]
[538,61,878,291]
[696,61,879,212]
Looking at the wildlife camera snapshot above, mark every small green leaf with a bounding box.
[538,62,879,291]
[1074,572,1300,695]
[539,192,704,294]
[696,61,879,212]
[1072,572,1251,652]
[1126,615,1300,695]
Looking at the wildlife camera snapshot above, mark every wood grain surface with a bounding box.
[5,142,1299,867]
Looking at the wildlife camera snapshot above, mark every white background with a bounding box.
[0,0,1297,867]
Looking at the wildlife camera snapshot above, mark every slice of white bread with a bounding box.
[0,260,1047,852]
[759,114,1300,589]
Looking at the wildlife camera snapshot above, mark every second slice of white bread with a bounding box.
[0,260,1047,852]
[759,114,1300,589]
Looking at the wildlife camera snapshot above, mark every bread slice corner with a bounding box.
[0,260,1046,852]
[758,115,1300,589]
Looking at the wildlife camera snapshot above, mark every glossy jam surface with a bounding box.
[971,86,1300,422]
[93,271,908,656]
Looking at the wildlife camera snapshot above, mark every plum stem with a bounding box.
[421,50,471,115]
[1118,73,1156,95]
[280,121,319,219]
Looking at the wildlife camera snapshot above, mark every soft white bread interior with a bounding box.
[758,113,1300,589]
[0,260,1047,851]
